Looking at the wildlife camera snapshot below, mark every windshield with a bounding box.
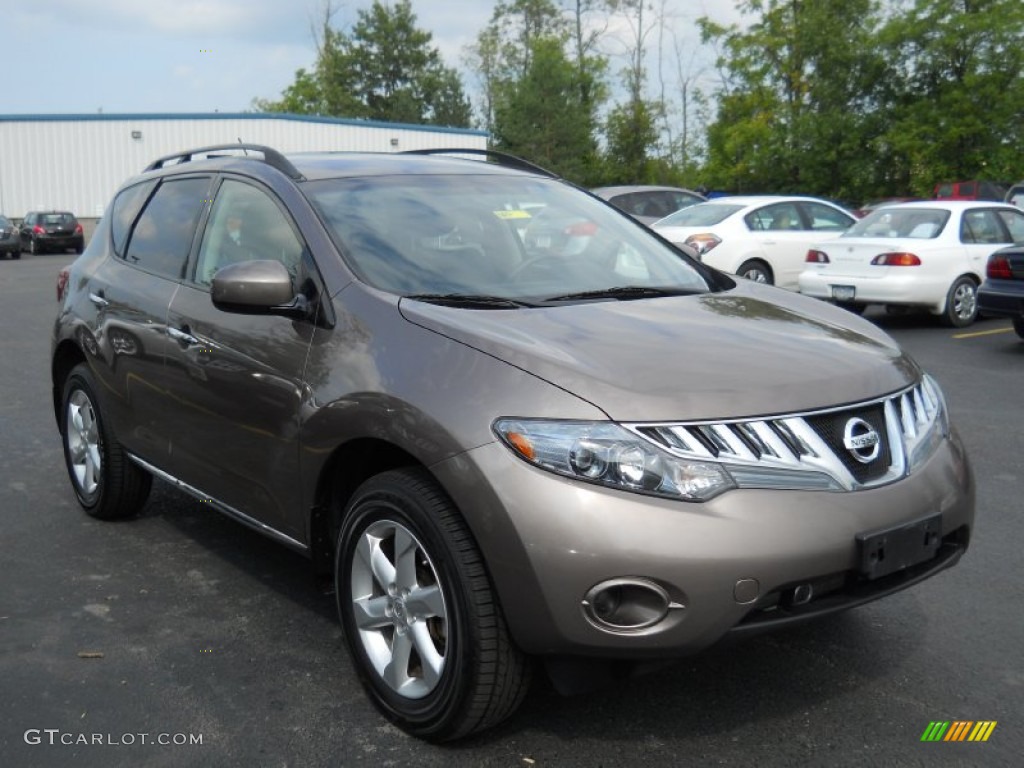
[305,175,713,302]
[655,203,743,228]
[844,208,950,239]
[41,213,75,225]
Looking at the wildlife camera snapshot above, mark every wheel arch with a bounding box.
[309,437,425,576]
[52,340,87,424]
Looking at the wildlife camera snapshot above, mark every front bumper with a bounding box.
[799,269,949,312]
[433,430,974,658]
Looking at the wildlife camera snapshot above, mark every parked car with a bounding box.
[652,196,856,289]
[977,245,1024,339]
[53,144,974,741]
[853,198,923,218]
[0,216,19,259]
[591,185,706,225]
[799,201,1024,326]
[933,180,1007,202]
[20,211,84,255]
[1006,181,1024,209]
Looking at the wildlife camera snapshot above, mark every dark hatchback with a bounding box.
[0,215,19,258]
[20,211,84,255]
[977,245,1024,339]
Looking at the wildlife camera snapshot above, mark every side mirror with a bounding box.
[211,260,306,318]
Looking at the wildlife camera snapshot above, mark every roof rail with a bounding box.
[143,143,304,180]
[400,148,559,179]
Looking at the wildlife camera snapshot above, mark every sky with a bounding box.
[8,0,738,118]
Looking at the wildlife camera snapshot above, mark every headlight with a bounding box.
[494,420,736,501]
[904,374,949,472]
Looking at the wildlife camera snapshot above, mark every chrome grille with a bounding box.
[630,379,945,492]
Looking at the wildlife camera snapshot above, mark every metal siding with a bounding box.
[0,116,487,219]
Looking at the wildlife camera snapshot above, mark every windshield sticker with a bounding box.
[493,210,532,220]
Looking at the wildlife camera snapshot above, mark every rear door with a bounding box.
[162,176,317,539]
[85,175,212,464]
[960,208,1016,279]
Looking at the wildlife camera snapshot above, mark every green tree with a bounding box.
[255,0,471,128]
[877,0,1024,195]
[470,0,606,182]
[698,0,887,200]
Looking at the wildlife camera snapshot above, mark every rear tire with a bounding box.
[737,259,773,285]
[335,468,530,741]
[834,301,865,315]
[1013,317,1024,340]
[941,276,978,328]
[60,363,151,519]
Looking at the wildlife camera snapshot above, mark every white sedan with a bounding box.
[652,196,855,290]
[799,201,1024,327]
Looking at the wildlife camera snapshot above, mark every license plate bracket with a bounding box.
[831,285,856,301]
[857,514,941,580]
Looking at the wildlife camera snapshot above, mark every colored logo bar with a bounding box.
[921,721,997,742]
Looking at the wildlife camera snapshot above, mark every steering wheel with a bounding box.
[509,253,566,281]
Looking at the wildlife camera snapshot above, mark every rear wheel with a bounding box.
[941,276,978,327]
[834,301,865,315]
[335,468,530,741]
[60,363,151,519]
[737,259,773,285]
[1013,317,1024,340]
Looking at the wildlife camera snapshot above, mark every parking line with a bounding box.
[953,327,1014,339]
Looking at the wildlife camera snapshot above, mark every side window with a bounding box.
[195,179,304,287]
[110,180,157,257]
[124,177,210,279]
[611,193,645,217]
[747,203,802,231]
[960,210,1009,245]
[997,209,1024,243]
[801,202,854,231]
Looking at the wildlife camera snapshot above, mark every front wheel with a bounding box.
[60,363,151,519]
[941,276,978,327]
[736,259,773,285]
[335,468,530,741]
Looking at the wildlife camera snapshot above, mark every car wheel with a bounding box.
[12,252,20,260]
[1013,317,1024,340]
[60,363,152,519]
[75,243,84,254]
[737,259,773,285]
[335,468,530,741]
[941,276,979,328]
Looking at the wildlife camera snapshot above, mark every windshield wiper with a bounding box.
[403,293,537,309]
[542,286,700,303]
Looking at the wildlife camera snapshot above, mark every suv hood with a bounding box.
[400,283,919,422]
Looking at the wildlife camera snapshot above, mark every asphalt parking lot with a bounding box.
[1,253,1021,767]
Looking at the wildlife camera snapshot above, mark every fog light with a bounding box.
[582,578,675,632]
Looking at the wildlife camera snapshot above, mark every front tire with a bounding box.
[60,363,151,519]
[737,259,773,285]
[941,276,978,327]
[335,468,530,741]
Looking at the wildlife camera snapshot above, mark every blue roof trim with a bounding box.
[0,112,488,137]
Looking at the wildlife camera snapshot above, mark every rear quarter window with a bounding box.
[111,180,157,257]
[124,177,210,279]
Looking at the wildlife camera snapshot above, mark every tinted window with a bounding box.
[656,203,743,228]
[195,180,304,286]
[41,213,75,225]
[801,202,854,231]
[124,177,210,279]
[0,217,9,227]
[111,180,157,257]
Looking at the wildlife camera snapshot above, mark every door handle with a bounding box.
[167,326,200,346]
[88,292,109,308]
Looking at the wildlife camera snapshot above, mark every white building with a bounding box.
[0,113,488,220]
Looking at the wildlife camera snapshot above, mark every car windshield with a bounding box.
[843,208,950,239]
[654,203,744,228]
[305,175,713,303]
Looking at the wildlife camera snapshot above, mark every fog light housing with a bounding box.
[582,578,676,632]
